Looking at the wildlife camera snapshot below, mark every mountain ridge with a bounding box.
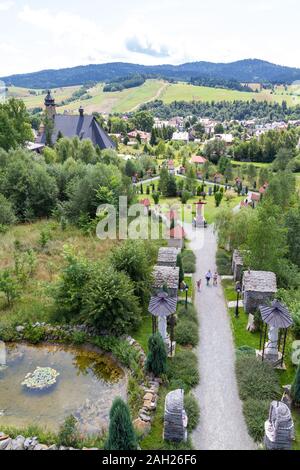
[2,59,300,89]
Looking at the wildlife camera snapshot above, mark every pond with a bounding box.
[0,342,128,435]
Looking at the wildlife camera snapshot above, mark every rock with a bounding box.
[48,445,58,450]
[0,438,12,450]
[139,413,151,423]
[143,399,156,411]
[11,436,25,450]
[133,418,151,437]
[143,392,154,401]
[0,433,9,441]
[24,437,39,450]
[34,444,49,451]
[16,325,25,333]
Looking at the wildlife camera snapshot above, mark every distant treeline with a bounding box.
[140,99,300,122]
[103,75,146,92]
[190,76,253,92]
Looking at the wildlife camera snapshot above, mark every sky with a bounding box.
[0,0,299,76]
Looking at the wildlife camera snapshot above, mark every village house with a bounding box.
[172,131,190,143]
[36,91,115,150]
[127,130,151,143]
[190,155,208,166]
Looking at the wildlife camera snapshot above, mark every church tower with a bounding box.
[44,90,56,120]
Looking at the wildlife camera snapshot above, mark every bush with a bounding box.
[243,399,270,443]
[22,325,46,344]
[216,249,232,275]
[184,394,200,431]
[181,250,196,274]
[110,240,152,305]
[175,319,199,347]
[83,265,142,335]
[0,194,16,226]
[236,345,256,357]
[57,415,80,448]
[292,310,300,339]
[177,303,198,325]
[236,356,281,401]
[146,333,167,377]
[167,350,199,391]
[105,398,138,450]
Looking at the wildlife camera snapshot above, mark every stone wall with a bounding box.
[243,291,276,314]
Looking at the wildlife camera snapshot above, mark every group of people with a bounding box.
[197,270,218,292]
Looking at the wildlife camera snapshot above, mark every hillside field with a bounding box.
[7,80,300,114]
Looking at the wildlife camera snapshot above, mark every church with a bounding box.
[36,91,116,150]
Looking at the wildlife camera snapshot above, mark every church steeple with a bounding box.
[44,90,56,119]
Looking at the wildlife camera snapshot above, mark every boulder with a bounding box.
[11,436,25,450]
[0,438,12,450]
[133,418,151,437]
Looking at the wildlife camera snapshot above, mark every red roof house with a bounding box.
[191,155,207,165]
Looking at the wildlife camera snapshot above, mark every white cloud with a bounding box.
[0,1,14,11]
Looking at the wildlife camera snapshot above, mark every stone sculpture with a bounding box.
[264,401,294,450]
[163,389,188,442]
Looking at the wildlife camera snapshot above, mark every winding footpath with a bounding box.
[184,224,255,450]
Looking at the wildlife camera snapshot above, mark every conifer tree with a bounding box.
[105,398,138,450]
[146,333,167,377]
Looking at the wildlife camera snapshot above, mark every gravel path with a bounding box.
[185,224,255,450]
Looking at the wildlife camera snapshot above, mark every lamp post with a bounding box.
[235,282,242,318]
[185,286,189,309]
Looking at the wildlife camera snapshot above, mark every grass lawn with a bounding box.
[231,161,272,169]
[136,190,244,225]
[161,82,297,106]
[132,314,152,353]
[8,85,82,109]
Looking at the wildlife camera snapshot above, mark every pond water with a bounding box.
[0,343,127,435]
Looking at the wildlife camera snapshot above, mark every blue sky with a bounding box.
[0,0,299,76]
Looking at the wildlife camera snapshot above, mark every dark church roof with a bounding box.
[38,114,115,150]
[38,91,115,150]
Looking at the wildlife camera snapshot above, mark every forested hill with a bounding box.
[2,59,300,89]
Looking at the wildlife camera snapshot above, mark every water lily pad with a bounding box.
[22,367,60,391]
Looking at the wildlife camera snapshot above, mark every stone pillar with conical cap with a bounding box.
[44,90,56,120]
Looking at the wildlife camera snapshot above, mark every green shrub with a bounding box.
[184,394,200,431]
[71,331,87,345]
[83,265,142,335]
[216,249,232,275]
[23,325,46,344]
[57,415,80,448]
[177,303,198,325]
[292,310,300,339]
[236,345,256,357]
[0,324,18,342]
[105,398,138,450]
[146,333,167,377]
[167,351,199,391]
[175,319,199,347]
[243,399,270,443]
[181,250,196,274]
[236,356,281,401]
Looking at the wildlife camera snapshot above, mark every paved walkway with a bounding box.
[184,224,255,450]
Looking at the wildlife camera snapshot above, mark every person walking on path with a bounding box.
[213,272,218,287]
[197,279,202,292]
[205,270,212,286]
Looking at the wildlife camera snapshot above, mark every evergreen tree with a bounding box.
[146,333,167,377]
[292,364,300,404]
[177,253,184,285]
[105,398,138,450]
